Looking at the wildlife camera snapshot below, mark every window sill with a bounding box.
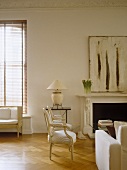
[22,114,31,118]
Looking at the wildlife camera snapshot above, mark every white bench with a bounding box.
[0,106,22,137]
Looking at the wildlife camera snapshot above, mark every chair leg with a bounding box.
[71,145,74,160]
[69,145,71,152]
[17,127,19,138]
[20,126,23,135]
[50,143,53,160]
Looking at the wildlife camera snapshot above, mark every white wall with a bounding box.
[0,7,127,133]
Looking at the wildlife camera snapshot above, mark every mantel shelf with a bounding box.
[76,92,127,97]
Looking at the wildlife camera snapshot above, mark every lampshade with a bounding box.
[47,80,67,91]
[47,80,67,106]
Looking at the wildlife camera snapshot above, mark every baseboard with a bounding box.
[22,129,33,134]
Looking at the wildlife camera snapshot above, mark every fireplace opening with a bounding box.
[93,103,127,131]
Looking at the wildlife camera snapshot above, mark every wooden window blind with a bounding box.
[0,20,27,113]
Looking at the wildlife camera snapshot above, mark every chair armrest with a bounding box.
[50,123,67,128]
[53,117,66,122]
[95,130,121,170]
[50,123,73,140]
[53,116,65,121]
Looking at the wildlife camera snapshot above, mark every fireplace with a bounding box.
[77,92,127,138]
[93,103,127,132]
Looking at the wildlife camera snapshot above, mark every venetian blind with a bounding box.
[0,20,27,113]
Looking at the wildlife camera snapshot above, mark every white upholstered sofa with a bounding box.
[0,106,23,137]
[95,121,127,170]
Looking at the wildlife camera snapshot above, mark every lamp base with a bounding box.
[51,92,63,106]
[53,104,62,109]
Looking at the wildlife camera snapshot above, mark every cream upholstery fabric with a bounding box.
[114,121,127,170]
[11,108,18,119]
[95,122,127,170]
[52,119,72,130]
[95,130,121,170]
[0,109,11,119]
[49,130,76,144]
[0,119,18,124]
[114,121,127,140]
[43,108,76,160]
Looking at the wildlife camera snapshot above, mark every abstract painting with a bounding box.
[89,36,127,92]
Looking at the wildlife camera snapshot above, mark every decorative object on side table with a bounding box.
[47,80,67,107]
[82,79,92,94]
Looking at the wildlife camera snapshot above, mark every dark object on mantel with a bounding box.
[106,126,116,139]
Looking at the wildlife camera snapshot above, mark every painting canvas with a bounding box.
[89,36,127,92]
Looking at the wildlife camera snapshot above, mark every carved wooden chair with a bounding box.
[43,108,76,160]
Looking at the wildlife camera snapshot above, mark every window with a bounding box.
[0,20,27,113]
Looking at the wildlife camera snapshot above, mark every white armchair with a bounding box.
[43,108,76,160]
[95,121,127,170]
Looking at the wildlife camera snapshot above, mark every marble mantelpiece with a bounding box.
[76,92,127,138]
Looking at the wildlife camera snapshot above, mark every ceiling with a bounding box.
[0,0,127,9]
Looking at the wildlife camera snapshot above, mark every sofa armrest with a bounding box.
[114,121,127,140]
[95,130,121,170]
[117,125,127,170]
[17,106,23,126]
[117,125,127,149]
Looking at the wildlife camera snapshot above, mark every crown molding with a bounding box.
[0,0,127,9]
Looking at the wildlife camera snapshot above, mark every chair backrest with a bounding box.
[43,108,53,136]
[46,106,54,120]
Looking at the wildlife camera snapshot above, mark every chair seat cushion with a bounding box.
[48,130,76,144]
[0,119,18,124]
[66,123,72,130]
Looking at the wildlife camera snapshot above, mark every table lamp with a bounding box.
[47,80,67,106]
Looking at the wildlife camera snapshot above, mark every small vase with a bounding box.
[84,87,91,94]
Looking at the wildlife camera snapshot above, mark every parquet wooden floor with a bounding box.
[0,133,98,170]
